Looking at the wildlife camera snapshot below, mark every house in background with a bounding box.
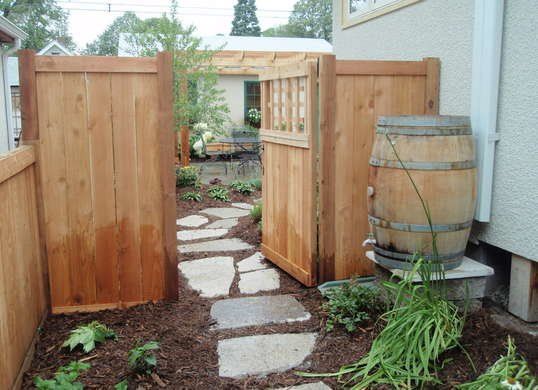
[333,0,537,321]
[118,34,333,126]
[0,15,26,154]
[37,40,73,56]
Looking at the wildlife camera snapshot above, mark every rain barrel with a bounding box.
[367,116,477,270]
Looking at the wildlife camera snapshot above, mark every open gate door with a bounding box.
[259,60,319,287]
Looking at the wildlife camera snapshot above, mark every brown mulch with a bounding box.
[22,186,537,389]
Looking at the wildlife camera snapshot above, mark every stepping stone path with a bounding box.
[218,333,317,378]
[277,383,332,390]
[177,206,325,386]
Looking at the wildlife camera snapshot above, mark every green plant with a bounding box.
[207,185,230,202]
[181,191,203,202]
[176,166,200,188]
[322,281,383,332]
[250,203,262,223]
[114,380,128,390]
[457,337,536,390]
[62,321,116,353]
[230,180,254,195]
[246,108,261,127]
[247,178,262,190]
[128,341,160,374]
[34,361,90,389]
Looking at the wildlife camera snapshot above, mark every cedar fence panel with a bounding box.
[0,146,48,389]
[19,51,177,314]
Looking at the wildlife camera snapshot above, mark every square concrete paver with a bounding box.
[237,252,267,272]
[178,257,235,298]
[200,207,251,219]
[218,333,317,378]
[177,228,228,241]
[207,218,239,229]
[231,202,253,210]
[178,238,253,253]
[211,295,311,330]
[238,268,280,294]
[177,215,208,228]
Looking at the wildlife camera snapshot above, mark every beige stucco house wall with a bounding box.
[217,74,258,125]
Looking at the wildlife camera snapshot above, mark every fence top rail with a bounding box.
[258,59,316,81]
[0,145,35,184]
[35,55,158,73]
[335,59,429,76]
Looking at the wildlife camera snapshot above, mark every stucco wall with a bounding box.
[217,74,258,125]
[333,0,538,261]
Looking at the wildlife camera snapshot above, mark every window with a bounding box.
[244,81,261,123]
[342,0,421,29]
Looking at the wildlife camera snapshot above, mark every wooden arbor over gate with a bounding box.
[259,55,440,286]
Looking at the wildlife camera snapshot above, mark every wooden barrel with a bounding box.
[368,115,476,270]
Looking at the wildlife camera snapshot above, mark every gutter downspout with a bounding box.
[471,0,504,222]
[2,36,21,150]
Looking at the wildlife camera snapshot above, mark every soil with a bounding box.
[22,185,537,389]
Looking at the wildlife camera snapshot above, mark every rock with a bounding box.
[218,333,317,378]
[237,252,267,272]
[238,268,280,294]
[206,218,239,229]
[276,382,332,390]
[231,202,254,210]
[177,228,228,241]
[200,207,251,219]
[178,238,253,253]
[177,215,208,228]
[178,257,235,298]
[211,295,311,330]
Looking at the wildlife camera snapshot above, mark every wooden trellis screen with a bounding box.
[19,51,177,313]
[260,55,440,286]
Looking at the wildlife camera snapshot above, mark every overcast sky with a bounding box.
[60,0,297,49]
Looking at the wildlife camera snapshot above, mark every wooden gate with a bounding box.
[260,55,440,285]
[19,51,177,313]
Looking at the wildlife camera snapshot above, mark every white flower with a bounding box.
[192,139,204,157]
[193,122,209,132]
[202,131,214,143]
[501,378,523,390]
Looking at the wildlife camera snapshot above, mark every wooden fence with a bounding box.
[0,146,48,389]
[260,55,440,285]
[19,51,177,313]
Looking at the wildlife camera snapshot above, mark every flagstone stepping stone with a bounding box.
[276,382,331,390]
[178,256,235,298]
[177,215,208,228]
[177,228,228,241]
[237,252,267,272]
[206,218,239,229]
[210,295,311,330]
[218,333,317,378]
[238,268,280,294]
[200,207,250,219]
[178,238,253,253]
[231,202,253,210]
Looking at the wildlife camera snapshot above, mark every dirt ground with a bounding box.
[22,186,537,389]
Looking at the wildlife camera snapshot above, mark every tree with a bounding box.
[230,0,261,37]
[262,24,295,38]
[1,0,76,51]
[288,0,332,42]
[84,11,141,56]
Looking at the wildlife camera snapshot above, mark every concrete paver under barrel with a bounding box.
[218,333,317,378]
[210,295,311,330]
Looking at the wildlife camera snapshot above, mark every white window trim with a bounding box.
[341,0,421,29]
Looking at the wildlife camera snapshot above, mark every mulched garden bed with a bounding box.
[22,186,537,389]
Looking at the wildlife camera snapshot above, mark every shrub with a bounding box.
[181,191,202,202]
[230,180,254,195]
[62,321,116,353]
[247,178,262,190]
[322,281,383,332]
[250,203,262,223]
[128,341,160,374]
[34,361,90,389]
[207,186,230,202]
[176,166,199,187]
[114,380,128,390]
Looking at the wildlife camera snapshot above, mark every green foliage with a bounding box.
[181,191,203,202]
[231,0,261,36]
[62,321,116,353]
[128,341,160,374]
[207,186,230,202]
[176,166,200,187]
[262,24,296,38]
[247,178,262,190]
[246,108,261,127]
[34,361,90,390]
[84,12,141,55]
[2,0,76,51]
[457,337,536,390]
[250,203,262,223]
[230,180,254,195]
[322,281,383,333]
[114,380,128,390]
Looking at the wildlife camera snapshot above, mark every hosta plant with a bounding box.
[128,341,160,374]
[62,321,116,353]
[207,185,230,202]
[34,361,90,390]
[180,191,202,202]
[230,180,254,195]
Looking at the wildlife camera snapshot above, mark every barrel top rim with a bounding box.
[377,115,471,127]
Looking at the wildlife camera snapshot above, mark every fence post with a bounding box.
[318,54,336,283]
[157,51,179,300]
[424,57,440,115]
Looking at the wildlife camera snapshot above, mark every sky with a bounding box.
[59,0,297,49]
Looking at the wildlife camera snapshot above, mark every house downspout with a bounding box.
[471,0,504,222]
[2,36,21,150]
